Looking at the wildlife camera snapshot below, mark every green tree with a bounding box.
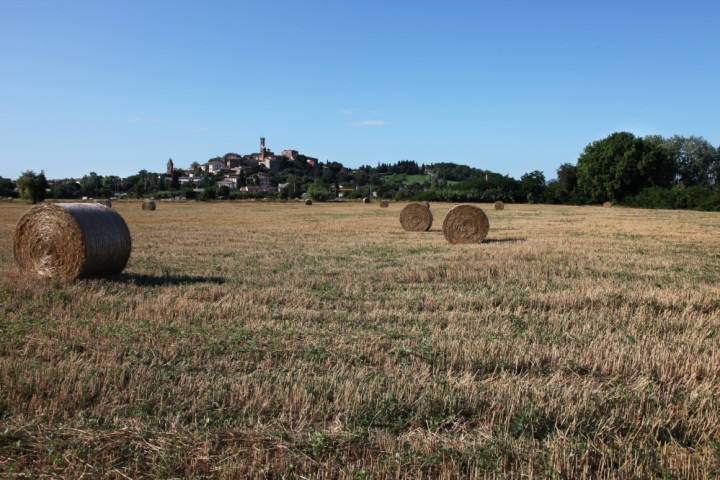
[554,163,585,204]
[16,170,49,204]
[520,170,546,203]
[307,181,332,201]
[577,132,675,202]
[50,179,81,199]
[647,135,717,187]
[0,177,17,197]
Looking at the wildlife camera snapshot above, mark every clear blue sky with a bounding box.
[1,0,719,181]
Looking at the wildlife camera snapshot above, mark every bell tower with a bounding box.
[167,158,174,175]
[260,137,266,161]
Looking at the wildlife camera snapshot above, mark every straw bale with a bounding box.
[442,204,490,244]
[380,200,389,208]
[95,199,112,208]
[363,197,371,203]
[142,200,156,210]
[399,203,433,232]
[603,201,612,208]
[13,203,132,280]
[494,200,504,210]
[305,199,313,205]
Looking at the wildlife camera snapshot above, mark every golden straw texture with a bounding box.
[380,201,389,208]
[13,203,132,280]
[399,203,433,232]
[603,201,612,208]
[442,204,490,244]
[494,200,505,210]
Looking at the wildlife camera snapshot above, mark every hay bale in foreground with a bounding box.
[363,197,371,204]
[494,200,504,210]
[603,201,612,208]
[380,200,389,208]
[142,200,156,210]
[13,203,132,280]
[442,204,490,244]
[399,203,433,232]
[305,199,313,206]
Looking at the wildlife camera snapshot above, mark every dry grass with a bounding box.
[1,201,719,478]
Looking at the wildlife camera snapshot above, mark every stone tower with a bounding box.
[167,158,174,175]
[260,137,266,161]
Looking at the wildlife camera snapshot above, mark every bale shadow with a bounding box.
[109,273,227,286]
[483,237,527,244]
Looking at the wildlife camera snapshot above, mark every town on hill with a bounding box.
[3,133,720,210]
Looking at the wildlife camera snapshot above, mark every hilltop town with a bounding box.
[172,137,319,194]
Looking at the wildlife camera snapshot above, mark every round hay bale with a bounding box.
[363,197,371,204]
[603,201,612,208]
[399,203,433,232]
[95,199,112,208]
[142,200,156,211]
[380,200,389,208]
[305,199,313,206]
[13,203,132,280]
[442,204,490,244]
[494,200,504,211]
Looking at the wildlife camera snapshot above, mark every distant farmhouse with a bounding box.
[176,137,318,193]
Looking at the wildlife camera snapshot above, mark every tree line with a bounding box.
[3,132,718,210]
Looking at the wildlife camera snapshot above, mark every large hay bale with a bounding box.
[13,203,132,280]
[399,203,433,232]
[363,197,371,204]
[305,199,313,206]
[380,200,389,208]
[494,200,504,211]
[442,204,490,244]
[603,201,612,208]
[142,200,156,210]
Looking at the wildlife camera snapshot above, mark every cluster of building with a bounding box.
[169,137,318,193]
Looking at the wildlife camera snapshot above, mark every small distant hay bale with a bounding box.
[424,201,430,208]
[442,204,490,244]
[13,203,132,280]
[380,200,389,208]
[305,199,313,206]
[399,203,433,232]
[494,200,505,210]
[363,197,371,204]
[142,200,156,211]
[603,201,612,208]
[95,199,112,208]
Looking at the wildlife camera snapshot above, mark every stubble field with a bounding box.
[0,200,719,479]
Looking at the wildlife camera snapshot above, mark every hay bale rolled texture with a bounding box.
[380,200,389,208]
[442,204,490,244]
[603,201,612,208]
[142,200,156,210]
[399,203,433,232]
[13,203,132,280]
[305,199,313,205]
[494,200,504,211]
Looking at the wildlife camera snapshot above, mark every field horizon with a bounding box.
[1,200,719,478]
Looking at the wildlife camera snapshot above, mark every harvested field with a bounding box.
[0,201,719,478]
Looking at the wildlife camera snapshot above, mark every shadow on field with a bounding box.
[484,237,526,244]
[110,273,227,286]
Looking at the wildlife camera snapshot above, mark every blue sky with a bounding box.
[1,0,719,181]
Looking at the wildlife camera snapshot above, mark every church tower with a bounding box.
[167,158,174,175]
[260,137,266,161]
